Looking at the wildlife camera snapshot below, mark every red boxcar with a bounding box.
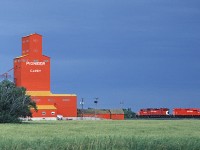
[138,108,169,117]
[173,108,200,117]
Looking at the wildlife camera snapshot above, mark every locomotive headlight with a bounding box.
[166,111,169,115]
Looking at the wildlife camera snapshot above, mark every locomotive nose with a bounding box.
[166,111,169,115]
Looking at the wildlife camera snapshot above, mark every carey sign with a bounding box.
[30,69,42,73]
[26,62,45,66]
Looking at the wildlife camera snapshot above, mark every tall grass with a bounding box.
[0,120,200,149]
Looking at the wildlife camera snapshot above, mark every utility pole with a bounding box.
[94,97,99,119]
[120,101,124,109]
[80,98,84,120]
[0,68,14,81]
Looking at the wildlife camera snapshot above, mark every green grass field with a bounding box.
[0,120,200,150]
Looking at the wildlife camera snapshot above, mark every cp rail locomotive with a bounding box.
[137,108,200,118]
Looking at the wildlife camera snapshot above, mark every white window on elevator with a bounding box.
[48,99,54,102]
[51,112,55,115]
[42,112,46,115]
[33,99,40,102]
[63,99,69,102]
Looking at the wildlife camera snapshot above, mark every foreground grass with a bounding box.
[0,120,200,150]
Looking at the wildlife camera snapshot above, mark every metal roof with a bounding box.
[26,91,76,97]
[37,105,57,110]
[79,109,110,114]
[22,33,42,38]
[110,109,124,114]
[78,109,124,114]
[14,54,28,59]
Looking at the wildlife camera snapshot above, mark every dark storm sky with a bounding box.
[0,0,200,112]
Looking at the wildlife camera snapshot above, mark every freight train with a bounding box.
[137,108,200,118]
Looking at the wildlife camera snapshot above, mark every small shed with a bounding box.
[78,109,111,119]
[110,109,124,120]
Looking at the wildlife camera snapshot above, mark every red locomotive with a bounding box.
[138,108,169,117]
[173,108,200,118]
[137,108,200,118]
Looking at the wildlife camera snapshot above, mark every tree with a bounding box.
[123,108,136,119]
[0,80,37,123]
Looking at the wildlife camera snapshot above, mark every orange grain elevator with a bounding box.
[14,33,77,119]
